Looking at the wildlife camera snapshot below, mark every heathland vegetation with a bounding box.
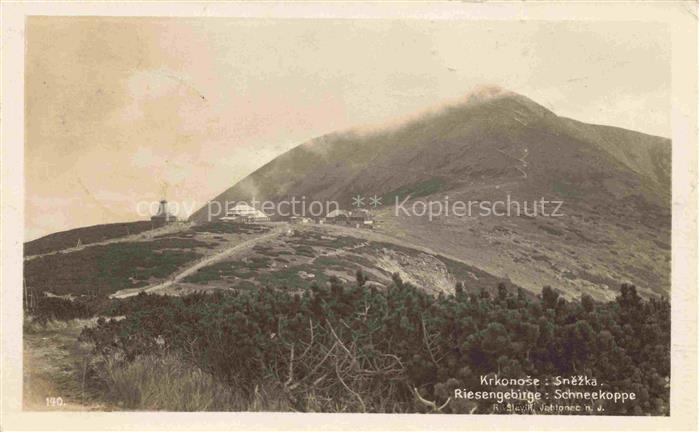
[27,274,669,414]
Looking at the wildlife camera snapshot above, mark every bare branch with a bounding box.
[413,387,437,410]
[421,315,439,367]
[437,397,452,412]
[297,319,315,360]
[413,387,451,413]
[327,321,353,357]
[335,356,366,412]
[304,341,337,381]
[284,343,295,388]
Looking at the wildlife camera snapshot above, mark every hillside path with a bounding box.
[23,319,113,411]
[110,224,287,299]
[24,222,194,262]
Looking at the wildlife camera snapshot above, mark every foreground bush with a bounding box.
[79,278,670,414]
[92,354,289,411]
[26,294,108,324]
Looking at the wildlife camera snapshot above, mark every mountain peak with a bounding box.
[460,85,513,103]
[192,89,668,223]
[450,86,553,117]
[324,87,552,142]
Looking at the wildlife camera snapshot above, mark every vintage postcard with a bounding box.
[1,1,697,431]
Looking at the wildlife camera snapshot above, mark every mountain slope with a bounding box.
[191,88,671,298]
[24,221,157,256]
[193,88,668,218]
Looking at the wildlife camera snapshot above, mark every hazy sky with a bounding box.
[25,17,670,240]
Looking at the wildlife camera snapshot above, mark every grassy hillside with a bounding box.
[177,226,520,298]
[23,222,271,298]
[25,221,160,256]
[25,239,204,297]
[23,221,521,301]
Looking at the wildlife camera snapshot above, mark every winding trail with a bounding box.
[110,224,287,299]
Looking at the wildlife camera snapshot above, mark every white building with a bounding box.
[221,203,270,223]
[326,209,349,224]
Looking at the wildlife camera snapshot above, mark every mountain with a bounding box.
[191,87,671,299]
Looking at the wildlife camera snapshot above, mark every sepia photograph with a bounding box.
[1,1,697,431]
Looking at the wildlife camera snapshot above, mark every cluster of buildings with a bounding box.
[149,200,374,229]
[324,209,374,228]
[219,203,374,228]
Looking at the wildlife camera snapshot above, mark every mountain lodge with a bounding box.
[221,203,271,223]
[348,209,374,228]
